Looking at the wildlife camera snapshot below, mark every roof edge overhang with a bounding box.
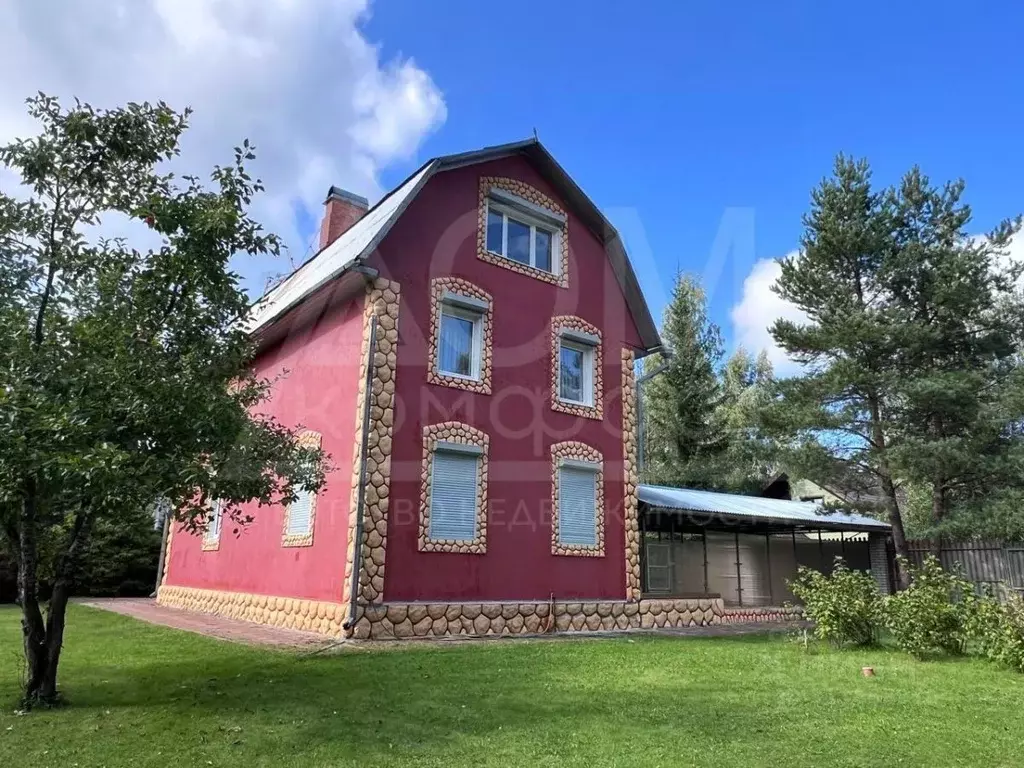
[641,501,892,534]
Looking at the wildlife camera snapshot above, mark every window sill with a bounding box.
[427,368,491,395]
[479,248,565,287]
[201,538,220,552]
[282,533,314,548]
[419,537,486,555]
[551,397,603,420]
[552,543,605,558]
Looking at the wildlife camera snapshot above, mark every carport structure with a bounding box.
[638,484,893,608]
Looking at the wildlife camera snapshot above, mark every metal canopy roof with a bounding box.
[245,138,661,352]
[638,484,891,533]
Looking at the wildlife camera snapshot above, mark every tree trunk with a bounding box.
[18,477,50,705]
[929,477,945,558]
[867,392,911,589]
[19,493,91,707]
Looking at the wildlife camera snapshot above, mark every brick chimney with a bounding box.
[319,186,369,250]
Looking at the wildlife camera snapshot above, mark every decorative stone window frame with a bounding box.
[477,177,569,288]
[419,422,489,554]
[282,430,322,548]
[550,315,603,420]
[201,498,223,552]
[550,441,605,557]
[427,277,493,394]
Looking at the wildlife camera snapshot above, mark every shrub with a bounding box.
[789,557,882,647]
[965,591,1024,673]
[882,555,976,658]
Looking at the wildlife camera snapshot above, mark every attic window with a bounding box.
[485,191,563,275]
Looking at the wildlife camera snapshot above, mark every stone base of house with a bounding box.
[158,585,801,640]
[721,606,805,624]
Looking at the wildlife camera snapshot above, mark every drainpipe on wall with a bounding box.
[636,348,672,476]
[343,314,379,632]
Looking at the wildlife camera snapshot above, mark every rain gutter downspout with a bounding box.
[343,311,379,631]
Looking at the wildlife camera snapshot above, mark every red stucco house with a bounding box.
[157,139,890,638]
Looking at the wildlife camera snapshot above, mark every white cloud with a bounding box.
[0,0,446,295]
[729,254,807,376]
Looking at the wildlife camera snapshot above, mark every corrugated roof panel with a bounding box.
[638,484,890,531]
[244,163,434,334]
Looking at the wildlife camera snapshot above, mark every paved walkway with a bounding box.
[79,598,807,649]
[77,598,329,648]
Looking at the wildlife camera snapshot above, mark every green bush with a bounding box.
[882,555,977,658]
[965,591,1024,673]
[789,557,882,647]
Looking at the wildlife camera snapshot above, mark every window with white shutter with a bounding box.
[429,448,480,542]
[558,465,598,546]
[286,489,313,537]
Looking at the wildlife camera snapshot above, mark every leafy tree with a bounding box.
[0,95,325,706]
[642,274,777,491]
[766,155,1024,582]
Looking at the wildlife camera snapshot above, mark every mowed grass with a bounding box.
[1,605,1023,767]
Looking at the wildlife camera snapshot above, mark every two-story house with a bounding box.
[157,139,891,639]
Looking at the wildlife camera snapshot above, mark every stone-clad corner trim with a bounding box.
[550,441,605,557]
[621,348,641,601]
[477,176,570,288]
[348,596,726,640]
[157,585,346,637]
[550,316,603,421]
[426,277,493,394]
[281,430,323,548]
[344,277,401,609]
[419,422,489,554]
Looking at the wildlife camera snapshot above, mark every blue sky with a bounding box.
[359,0,1024,366]
[2,1,1021,371]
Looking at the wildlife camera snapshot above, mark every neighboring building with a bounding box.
[158,139,890,639]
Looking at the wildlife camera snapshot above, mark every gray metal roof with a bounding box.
[246,138,661,352]
[638,484,891,532]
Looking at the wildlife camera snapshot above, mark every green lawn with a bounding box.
[1,605,1023,767]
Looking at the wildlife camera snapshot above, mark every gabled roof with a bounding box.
[245,139,661,352]
[639,484,891,532]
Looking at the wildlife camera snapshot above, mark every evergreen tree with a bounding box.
[642,276,777,492]
[883,169,1024,541]
[642,274,726,487]
[766,156,912,576]
[767,155,1024,579]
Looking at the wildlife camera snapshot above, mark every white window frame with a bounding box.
[437,300,485,381]
[486,197,560,275]
[558,337,596,407]
[205,499,223,543]
[556,459,600,547]
[428,442,483,543]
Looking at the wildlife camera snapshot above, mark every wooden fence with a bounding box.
[905,539,1024,600]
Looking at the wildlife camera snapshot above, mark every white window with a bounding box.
[558,337,595,406]
[437,294,486,380]
[485,194,561,274]
[286,488,314,537]
[429,443,481,542]
[206,499,223,542]
[557,462,599,546]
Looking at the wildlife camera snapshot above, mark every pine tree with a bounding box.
[882,169,1024,542]
[766,156,913,576]
[767,155,1024,577]
[642,273,726,487]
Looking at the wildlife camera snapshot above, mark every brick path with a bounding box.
[77,598,329,648]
